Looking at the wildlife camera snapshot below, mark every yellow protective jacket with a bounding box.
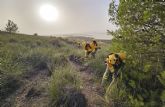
[89,42,97,51]
[83,42,97,52]
[101,52,126,86]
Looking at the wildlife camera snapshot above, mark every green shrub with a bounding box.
[108,1,165,106]
[49,65,81,106]
[103,68,129,107]
[0,73,21,103]
[0,44,26,75]
[0,32,74,106]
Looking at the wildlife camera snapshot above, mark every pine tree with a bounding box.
[5,20,18,33]
[107,1,165,106]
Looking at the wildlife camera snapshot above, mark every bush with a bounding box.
[0,73,21,102]
[108,1,165,106]
[105,79,129,107]
[0,33,72,105]
[49,65,85,107]
[34,33,38,36]
[0,44,26,75]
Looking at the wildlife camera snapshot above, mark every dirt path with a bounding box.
[3,69,50,107]
[68,55,106,107]
[2,54,106,107]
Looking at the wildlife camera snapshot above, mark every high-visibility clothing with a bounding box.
[83,41,100,58]
[90,42,97,51]
[105,53,126,72]
[84,43,97,52]
[101,52,126,87]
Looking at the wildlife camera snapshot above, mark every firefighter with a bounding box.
[101,52,126,87]
[84,40,101,58]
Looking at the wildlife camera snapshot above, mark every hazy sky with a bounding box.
[0,0,116,39]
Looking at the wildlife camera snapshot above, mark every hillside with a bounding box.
[66,36,111,43]
[0,32,112,107]
[1,1,164,107]
[1,25,164,107]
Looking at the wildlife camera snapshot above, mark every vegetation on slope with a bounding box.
[0,31,84,106]
[76,1,165,107]
[2,2,164,105]
[49,65,85,107]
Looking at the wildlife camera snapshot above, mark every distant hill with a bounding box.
[66,36,111,43]
[66,36,94,41]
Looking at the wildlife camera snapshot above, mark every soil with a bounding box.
[2,69,50,107]
[2,55,106,107]
[68,55,106,107]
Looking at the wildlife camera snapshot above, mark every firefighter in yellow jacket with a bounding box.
[84,40,101,58]
[101,52,126,87]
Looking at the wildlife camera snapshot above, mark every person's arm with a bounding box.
[101,65,110,86]
[97,46,101,49]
